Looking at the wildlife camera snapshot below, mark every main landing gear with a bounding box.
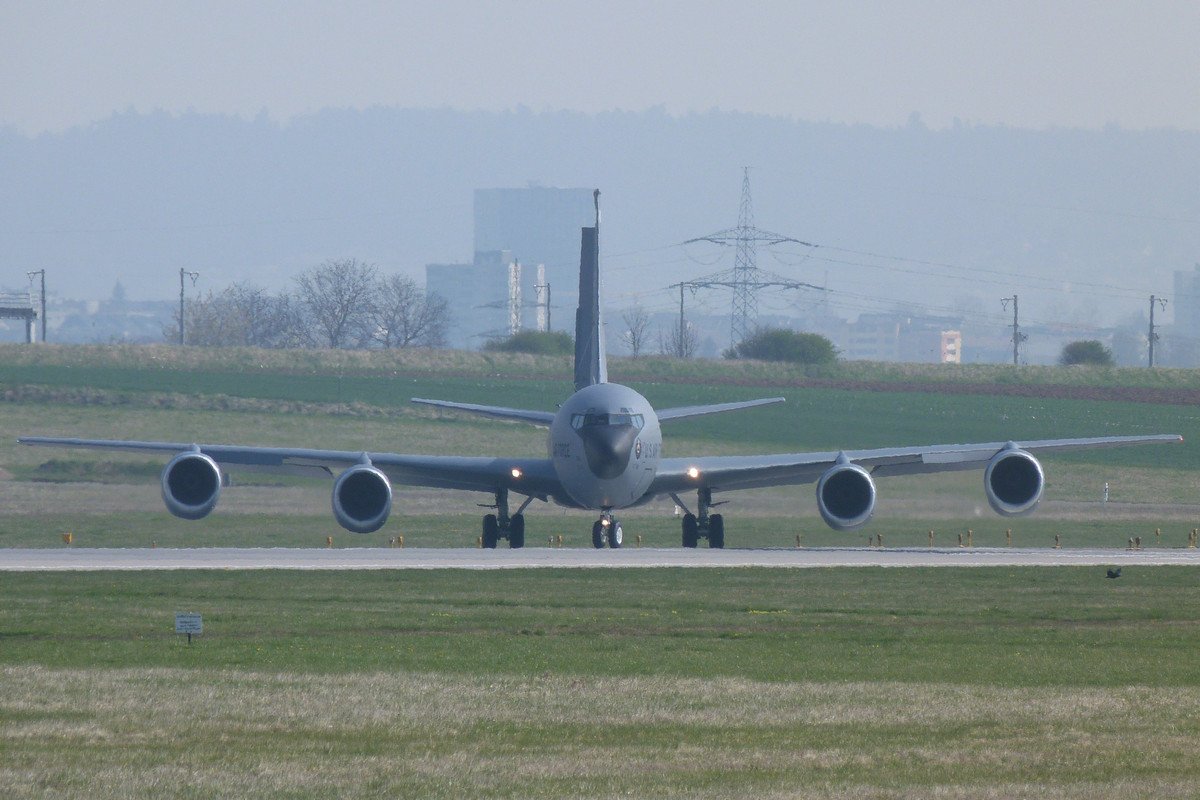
[591,511,623,549]
[673,488,725,549]
[481,487,533,549]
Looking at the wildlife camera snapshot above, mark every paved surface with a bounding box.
[1,547,1198,570]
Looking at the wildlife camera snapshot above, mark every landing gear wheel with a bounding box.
[592,520,606,549]
[609,521,623,549]
[682,513,699,548]
[482,514,499,549]
[509,514,525,549]
[708,514,725,549]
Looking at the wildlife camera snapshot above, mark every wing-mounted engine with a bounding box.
[332,462,393,533]
[984,445,1044,517]
[816,456,877,531]
[161,450,222,521]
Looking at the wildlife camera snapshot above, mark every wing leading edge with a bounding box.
[410,398,556,425]
[648,434,1183,495]
[18,437,562,499]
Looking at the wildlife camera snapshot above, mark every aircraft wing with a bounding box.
[647,434,1183,495]
[18,437,562,498]
[410,398,556,425]
[656,397,785,422]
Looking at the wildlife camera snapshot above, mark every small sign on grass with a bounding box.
[175,612,202,644]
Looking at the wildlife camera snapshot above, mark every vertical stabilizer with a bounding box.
[574,189,608,390]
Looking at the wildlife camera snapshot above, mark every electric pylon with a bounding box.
[683,167,821,345]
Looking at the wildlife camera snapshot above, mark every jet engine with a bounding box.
[332,464,393,533]
[816,460,876,531]
[161,451,222,521]
[984,447,1044,517]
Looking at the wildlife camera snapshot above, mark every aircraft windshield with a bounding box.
[571,412,645,430]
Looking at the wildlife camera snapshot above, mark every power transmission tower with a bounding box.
[1148,295,1168,367]
[1000,295,1027,365]
[683,167,822,345]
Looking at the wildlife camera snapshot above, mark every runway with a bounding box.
[1,546,1198,570]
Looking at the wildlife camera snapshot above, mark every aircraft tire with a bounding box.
[609,522,623,549]
[682,514,699,548]
[708,514,725,549]
[482,514,500,549]
[591,521,606,549]
[509,514,525,549]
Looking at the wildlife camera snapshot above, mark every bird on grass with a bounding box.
[1106,567,1122,579]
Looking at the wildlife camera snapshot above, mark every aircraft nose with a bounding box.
[578,424,639,480]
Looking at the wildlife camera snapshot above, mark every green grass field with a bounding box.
[3,344,1200,797]
[3,568,1200,798]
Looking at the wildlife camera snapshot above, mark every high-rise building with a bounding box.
[474,186,595,329]
[427,186,595,349]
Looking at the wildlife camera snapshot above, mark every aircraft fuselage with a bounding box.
[548,383,662,510]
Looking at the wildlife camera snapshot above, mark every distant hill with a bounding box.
[1,108,1196,330]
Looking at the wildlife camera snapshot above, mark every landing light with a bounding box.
[686,467,700,479]
[510,468,523,479]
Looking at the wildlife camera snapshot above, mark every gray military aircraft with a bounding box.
[19,191,1182,548]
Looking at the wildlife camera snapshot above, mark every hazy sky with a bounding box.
[3,0,1198,134]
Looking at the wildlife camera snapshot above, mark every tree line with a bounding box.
[169,259,449,349]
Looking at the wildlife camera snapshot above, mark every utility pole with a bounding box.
[677,282,687,358]
[26,269,45,343]
[1000,295,1027,365]
[1148,295,1168,367]
[179,268,199,345]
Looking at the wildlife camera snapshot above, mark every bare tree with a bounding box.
[166,283,308,348]
[369,275,450,348]
[659,321,699,359]
[294,259,378,348]
[621,306,651,358]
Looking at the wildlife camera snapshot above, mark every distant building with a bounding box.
[840,313,965,363]
[940,330,963,364]
[1174,264,1200,337]
[426,250,517,349]
[474,186,595,328]
[427,186,595,349]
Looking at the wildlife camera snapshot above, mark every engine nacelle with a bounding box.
[161,451,222,521]
[816,460,877,531]
[984,447,1044,517]
[332,464,392,534]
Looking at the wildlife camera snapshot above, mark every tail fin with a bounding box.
[574,189,608,391]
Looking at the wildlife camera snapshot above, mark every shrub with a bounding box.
[483,330,574,355]
[1059,340,1115,367]
[725,328,838,365]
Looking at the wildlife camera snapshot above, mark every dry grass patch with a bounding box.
[3,667,1200,799]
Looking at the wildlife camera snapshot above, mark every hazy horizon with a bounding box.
[3,1,1199,135]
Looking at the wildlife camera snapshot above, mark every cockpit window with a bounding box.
[571,412,645,429]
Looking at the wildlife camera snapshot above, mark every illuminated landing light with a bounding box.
[601,518,611,527]
[686,467,700,479]
[510,468,523,479]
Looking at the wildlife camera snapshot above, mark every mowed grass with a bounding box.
[3,567,1200,798]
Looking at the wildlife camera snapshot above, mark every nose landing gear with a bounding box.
[591,511,623,549]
